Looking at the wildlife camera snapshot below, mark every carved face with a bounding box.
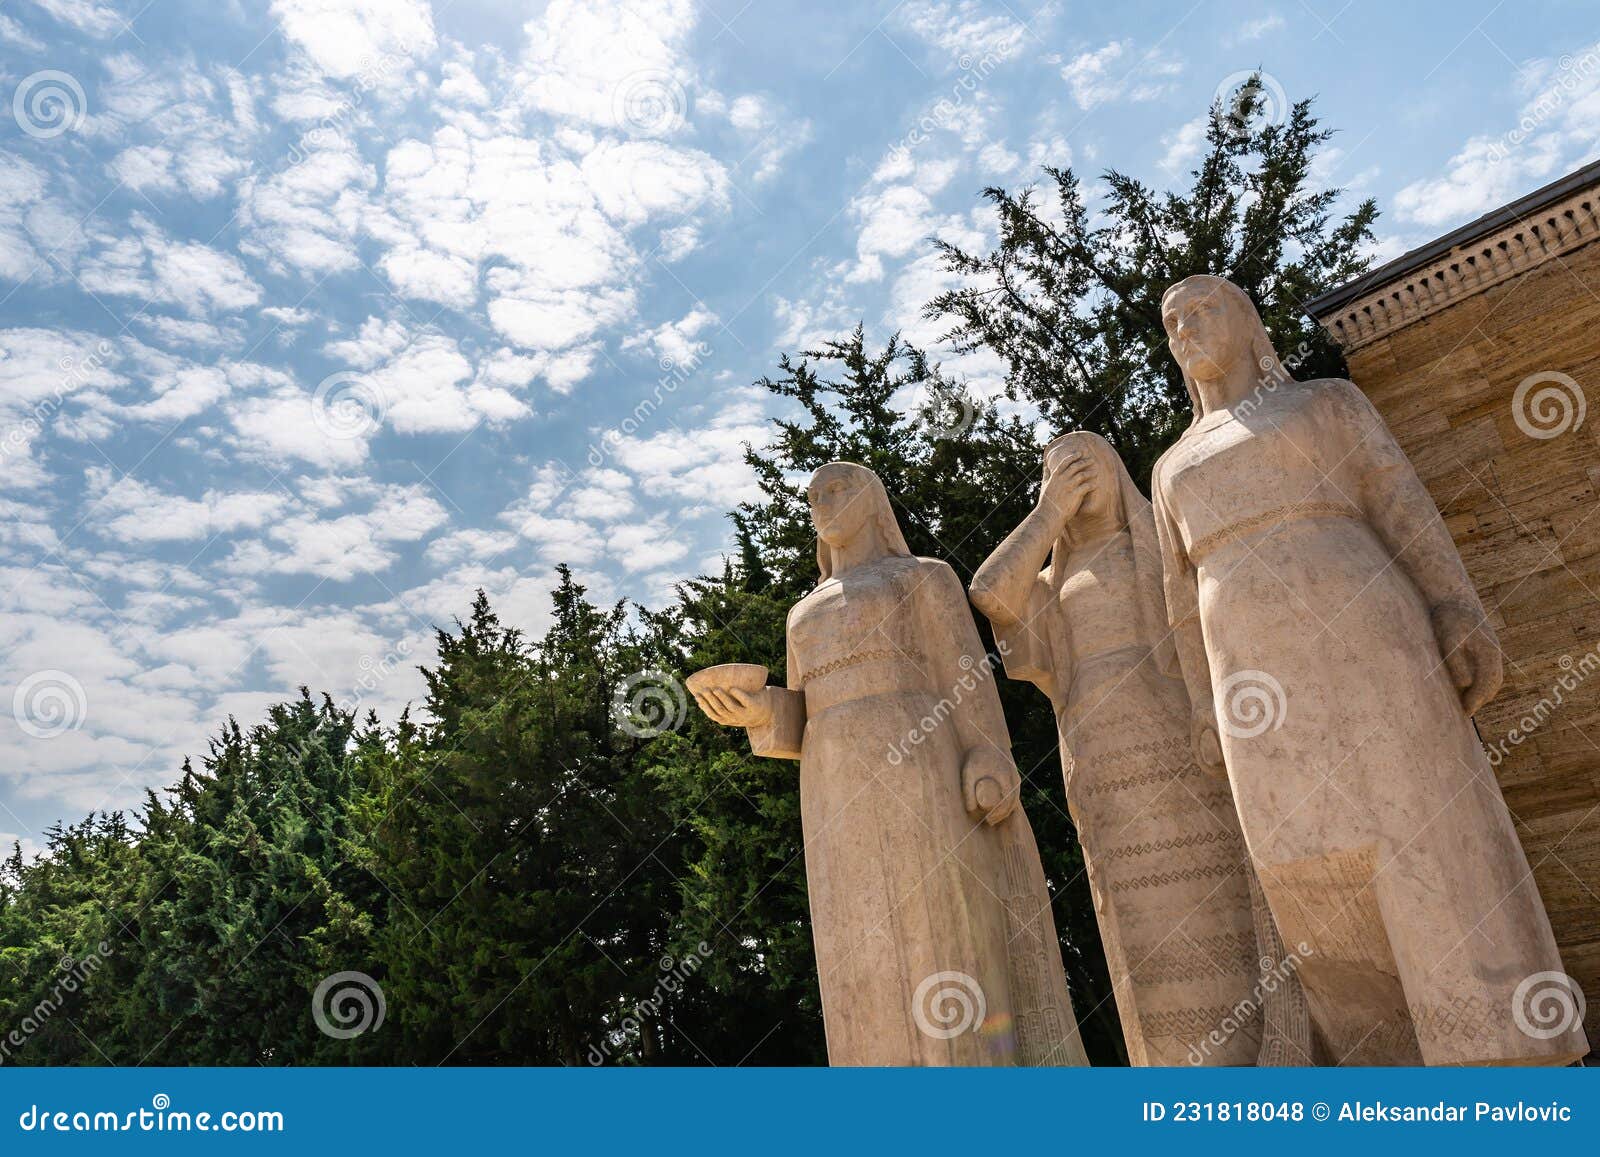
[1162,284,1246,382]
[808,465,871,548]
[1044,438,1118,526]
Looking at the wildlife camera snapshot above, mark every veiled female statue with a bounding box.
[690,462,1087,1067]
[971,431,1310,1066]
[1152,274,1589,1065]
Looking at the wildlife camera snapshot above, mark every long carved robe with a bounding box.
[749,556,1087,1066]
[992,521,1268,1065]
[1153,377,1589,1065]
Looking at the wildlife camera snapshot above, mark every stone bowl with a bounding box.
[686,663,769,699]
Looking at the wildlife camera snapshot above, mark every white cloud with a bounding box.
[0,13,46,50]
[607,517,688,571]
[81,215,262,317]
[270,0,437,81]
[1392,48,1600,228]
[227,484,447,581]
[516,0,697,135]
[1159,115,1207,175]
[1060,39,1183,109]
[603,384,767,512]
[231,385,373,468]
[240,133,375,275]
[25,0,124,38]
[897,0,1027,61]
[624,306,718,367]
[86,469,289,543]
[261,306,315,327]
[1231,12,1285,43]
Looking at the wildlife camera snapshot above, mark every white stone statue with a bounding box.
[689,462,1088,1067]
[1152,273,1590,1065]
[971,430,1311,1066]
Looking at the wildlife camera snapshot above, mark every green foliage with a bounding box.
[925,75,1377,486]
[0,81,1369,1067]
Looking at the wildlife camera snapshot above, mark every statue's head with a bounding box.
[1160,275,1283,419]
[808,462,911,581]
[1042,430,1123,533]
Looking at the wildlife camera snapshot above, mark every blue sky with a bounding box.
[1,0,1597,849]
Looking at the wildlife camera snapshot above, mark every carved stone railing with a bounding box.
[1314,185,1600,351]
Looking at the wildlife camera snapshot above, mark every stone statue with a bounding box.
[689,462,1088,1067]
[1152,273,1590,1065]
[971,430,1312,1066]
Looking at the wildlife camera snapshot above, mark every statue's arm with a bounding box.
[971,503,1062,693]
[920,560,1020,824]
[747,689,805,761]
[748,615,807,760]
[1153,463,1226,775]
[1328,382,1478,607]
[1328,381,1503,714]
[970,501,1059,627]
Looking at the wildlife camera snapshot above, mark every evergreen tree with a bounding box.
[925,76,1378,486]
[361,582,690,1064]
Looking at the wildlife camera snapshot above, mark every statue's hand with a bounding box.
[962,747,1020,826]
[1432,601,1503,717]
[693,686,774,729]
[1190,703,1227,779]
[1040,451,1095,527]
